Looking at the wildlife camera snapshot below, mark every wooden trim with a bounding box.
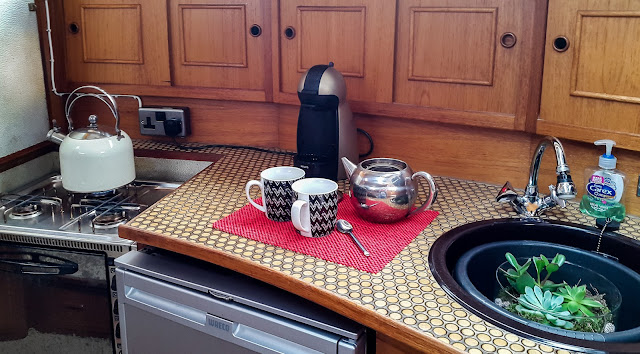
[350,101,516,130]
[62,82,267,102]
[537,120,640,151]
[270,0,282,104]
[134,149,224,162]
[514,0,548,132]
[0,142,56,174]
[118,225,459,354]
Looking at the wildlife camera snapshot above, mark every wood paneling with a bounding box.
[0,142,56,174]
[539,1,640,150]
[170,0,268,92]
[407,7,497,85]
[395,0,533,129]
[64,0,170,86]
[277,0,396,104]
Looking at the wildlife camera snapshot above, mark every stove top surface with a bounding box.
[0,175,179,244]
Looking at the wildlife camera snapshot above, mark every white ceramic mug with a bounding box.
[291,178,339,238]
[245,166,305,221]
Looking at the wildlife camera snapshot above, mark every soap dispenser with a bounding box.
[579,139,627,222]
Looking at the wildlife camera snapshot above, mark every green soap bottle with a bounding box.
[579,140,626,222]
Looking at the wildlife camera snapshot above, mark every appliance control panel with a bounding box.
[139,107,190,137]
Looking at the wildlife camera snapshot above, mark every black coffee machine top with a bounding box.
[295,63,358,181]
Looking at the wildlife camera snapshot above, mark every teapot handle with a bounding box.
[408,171,437,217]
[64,85,121,138]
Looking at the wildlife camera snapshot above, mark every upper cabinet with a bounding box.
[169,0,269,100]
[63,0,171,86]
[275,0,396,104]
[392,0,545,129]
[539,1,640,151]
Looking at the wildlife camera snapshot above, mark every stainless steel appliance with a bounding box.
[116,248,368,354]
[0,175,179,354]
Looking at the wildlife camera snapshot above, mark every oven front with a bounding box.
[0,234,131,354]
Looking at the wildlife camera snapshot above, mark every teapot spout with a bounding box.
[341,157,357,178]
[46,129,66,145]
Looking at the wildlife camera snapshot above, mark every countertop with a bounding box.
[120,142,640,354]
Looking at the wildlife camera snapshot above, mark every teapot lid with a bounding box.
[68,115,113,140]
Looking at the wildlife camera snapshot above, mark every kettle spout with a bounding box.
[46,129,66,145]
[341,157,357,178]
[46,120,66,145]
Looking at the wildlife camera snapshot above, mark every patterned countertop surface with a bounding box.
[125,141,640,354]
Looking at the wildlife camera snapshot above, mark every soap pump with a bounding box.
[579,139,627,225]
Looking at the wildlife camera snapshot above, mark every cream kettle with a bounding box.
[46,86,135,193]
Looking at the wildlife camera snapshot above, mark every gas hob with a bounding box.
[0,175,179,245]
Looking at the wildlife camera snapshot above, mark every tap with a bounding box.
[496,136,577,217]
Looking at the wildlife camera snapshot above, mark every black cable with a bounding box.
[357,128,374,158]
[171,137,296,156]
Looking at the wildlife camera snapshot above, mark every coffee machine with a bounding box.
[294,63,358,181]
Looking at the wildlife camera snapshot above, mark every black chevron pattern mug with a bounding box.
[245,167,305,221]
[291,178,339,238]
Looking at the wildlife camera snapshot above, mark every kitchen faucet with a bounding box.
[496,136,577,217]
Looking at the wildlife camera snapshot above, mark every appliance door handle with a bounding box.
[0,252,79,275]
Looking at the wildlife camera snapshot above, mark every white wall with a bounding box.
[0,0,49,158]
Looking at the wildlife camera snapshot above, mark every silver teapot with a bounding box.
[342,157,437,223]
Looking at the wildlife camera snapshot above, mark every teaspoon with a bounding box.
[336,219,370,257]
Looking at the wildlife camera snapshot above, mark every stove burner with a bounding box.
[84,189,118,199]
[9,203,43,220]
[92,211,127,229]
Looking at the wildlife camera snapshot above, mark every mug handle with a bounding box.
[408,171,437,217]
[245,180,266,212]
[291,200,310,233]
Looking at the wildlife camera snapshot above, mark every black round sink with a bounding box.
[428,218,640,353]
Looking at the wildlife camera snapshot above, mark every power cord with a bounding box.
[171,137,296,156]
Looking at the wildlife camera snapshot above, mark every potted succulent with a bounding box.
[495,252,620,333]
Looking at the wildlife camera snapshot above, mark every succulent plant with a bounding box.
[501,252,566,294]
[516,286,575,330]
[555,285,604,317]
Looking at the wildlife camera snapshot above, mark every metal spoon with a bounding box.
[336,219,370,257]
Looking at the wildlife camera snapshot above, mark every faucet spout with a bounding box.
[496,136,576,217]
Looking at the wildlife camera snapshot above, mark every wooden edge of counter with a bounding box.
[118,224,461,354]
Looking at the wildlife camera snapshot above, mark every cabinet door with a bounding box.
[277,0,395,103]
[539,1,640,151]
[63,0,170,86]
[169,0,268,96]
[394,0,532,129]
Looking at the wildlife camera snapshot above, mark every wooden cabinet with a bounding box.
[169,0,269,100]
[391,0,545,130]
[275,0,396,104]
[63,0,171,86]
[539,1,640,151]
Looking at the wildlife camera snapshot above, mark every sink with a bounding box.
[428,218,640,353]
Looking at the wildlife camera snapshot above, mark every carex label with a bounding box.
[206,314,232,332]
[587,175,616,200]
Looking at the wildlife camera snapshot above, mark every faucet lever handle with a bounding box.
[496,182,519,203]
[548,185,567,208]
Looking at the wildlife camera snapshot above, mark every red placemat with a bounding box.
[212,196,438,273]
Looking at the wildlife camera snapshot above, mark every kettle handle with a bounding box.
[408,171,437,217]
[64,85,121,138]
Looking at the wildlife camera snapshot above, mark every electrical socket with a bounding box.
[139,107,190,137]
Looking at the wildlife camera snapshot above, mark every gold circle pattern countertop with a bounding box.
[121,141,640,354]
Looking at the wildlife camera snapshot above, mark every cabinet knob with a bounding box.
[553,36,570,52]
[68,22,80,34]
[284,26,296,39]
[250,24,262,37]
[500,32,517,48]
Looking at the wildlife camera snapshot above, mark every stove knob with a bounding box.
[113,299,119,315]
[115,323,121,339]
[111,275,117,291]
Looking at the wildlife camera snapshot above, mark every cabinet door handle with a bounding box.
[284,26,296,39]
[249,24,262,37]
[553,36,570,52]
[68,22,80,34]
[500,32,517,48]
